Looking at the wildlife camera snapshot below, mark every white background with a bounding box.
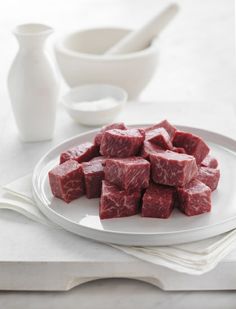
[0,0,236,307]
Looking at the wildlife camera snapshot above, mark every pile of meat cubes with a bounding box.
[48,120,220,220]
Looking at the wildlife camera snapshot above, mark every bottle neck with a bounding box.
[13,23,53,51]
[16,36,47,51]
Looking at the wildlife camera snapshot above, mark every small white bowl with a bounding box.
[55,28,159,99]
[62,84,127,126]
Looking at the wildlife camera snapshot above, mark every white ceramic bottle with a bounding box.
[8,24,60,142]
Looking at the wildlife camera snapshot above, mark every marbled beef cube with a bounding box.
[60,142,99,164]
[90,156,107,166]
[141,141,165,160]
[196,167,220,191]
[201,154,218,169]
[146,127,173,150]
[48,160,84,203]
[99,181,141,219]
[145,119,176,140]
[150,151,198,187]
[94,123,128,146]
[177,179,211,216]
[173,146,186,154]
[100,128,145,158]
[82,160,105,199]
[173,131,210,164]
[104,157,150,193]
[142,183,175,218]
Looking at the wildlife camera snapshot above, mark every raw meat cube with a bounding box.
[82,160,105,199]
[201,154,218,169]
[177,179,211,216]
[100,128,145,157]
[150,151,198,187]
[141,141,165,159]
[99,181,141,219]
[94,123,128,146]
[104,157,150,193]
[145,120,177,140]
[48,160,84,203]
[90,156,107,166]
[173,146,186,154]
[60,142,99,164]
[146,127,173,150]
[142,183,175,218]
[196,167,220,191]
[173,131,210,164]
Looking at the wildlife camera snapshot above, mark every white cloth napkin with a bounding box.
[1,174,236,275]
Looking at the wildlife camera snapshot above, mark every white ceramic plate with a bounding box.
[32,125,236,246]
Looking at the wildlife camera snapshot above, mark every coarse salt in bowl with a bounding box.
[62,84,128,126]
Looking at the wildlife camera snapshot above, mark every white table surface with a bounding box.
[0,0,236,307]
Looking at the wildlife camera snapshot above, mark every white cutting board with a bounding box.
[1,100,236,291]
[0,209,236,291]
